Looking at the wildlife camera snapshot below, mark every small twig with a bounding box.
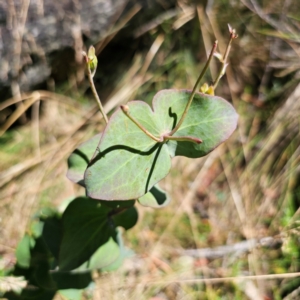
[144,272,300,286]
[83,47,108,124]
[168,41,218,136]
[83,46,109,162]
[31,100,41,159]
[177,236,282,259]
[283,285,300,300]
[0,92,40,137]
[86,67,108,124]
[212,24,238,90]
[163,135,202,144]
[120,105,162,143]
[120,105,203,145]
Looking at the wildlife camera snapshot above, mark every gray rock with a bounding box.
[0,0,127,95]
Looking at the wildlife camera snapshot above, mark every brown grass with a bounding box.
[1,0,300,299]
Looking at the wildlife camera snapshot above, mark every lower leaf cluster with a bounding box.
[4,198,135,299]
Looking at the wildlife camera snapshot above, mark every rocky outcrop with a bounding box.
[0,0,126,96]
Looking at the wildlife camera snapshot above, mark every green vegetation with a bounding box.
[1,1,300,299]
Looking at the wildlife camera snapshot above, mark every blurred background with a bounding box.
[1,0,300,299]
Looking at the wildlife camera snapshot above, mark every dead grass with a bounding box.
[1,0,300,299]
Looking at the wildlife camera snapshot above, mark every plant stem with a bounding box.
[212,28,237,90]
[86,65,109,124]
[169,41,218,136]
[121,105,162,143]
[83,48,109,162]
[163,135,202,144]
[108,207,128,217]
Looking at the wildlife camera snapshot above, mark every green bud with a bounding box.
[200,83,214,95]
[200,83,209,93]
[88,46,98,77]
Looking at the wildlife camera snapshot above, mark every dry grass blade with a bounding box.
[0,91,81,111]
[150,152,219,257]
[95,3,142,55]
[143,272,300,286]
[140,34,165,75]
[134,9,179,38]
[0,92,40,137]
[172,5,195,30]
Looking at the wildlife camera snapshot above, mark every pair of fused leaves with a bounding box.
[68,135,170,208]
[59,197,136,271]
[13,210,92,300]
[15,197,136,290]
[68,89,238,201]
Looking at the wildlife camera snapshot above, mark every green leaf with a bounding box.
[30,220,44,238]
[84,101,172,200]
[36,206,58,219]
[15,234,34,268]
[58,289,83,300]
[138,184,170,208]
[165,90,239,158]
[112,206,138,230]
[85,89,237,200]
[42,216,62,260]
[67,134,100,186]
[76,236,120,271]
[87,236,119,270]
[101,229,134,272]
[59,197,115,271]
[52,272,92,290]
[34,262,56,290]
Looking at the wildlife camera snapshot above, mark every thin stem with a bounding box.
[83,48,109,162]
[108,207,129,217]
[212,27,238,90]
[163,135,202,144]
[121,105,162,143]
[86,65,109,124]
[169,41,218,136]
